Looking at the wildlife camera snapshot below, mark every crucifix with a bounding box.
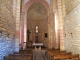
[27,29,31,40]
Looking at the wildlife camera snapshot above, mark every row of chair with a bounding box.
[45,49,79,60]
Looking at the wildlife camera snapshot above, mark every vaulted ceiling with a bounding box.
[27,3,47,21]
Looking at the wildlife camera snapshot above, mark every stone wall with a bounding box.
[64,3,80,54]
[65,0,80,14]
[0,0,16,60]
[0,0,15,35]
[57,0,66,50]
[0,38,15,60]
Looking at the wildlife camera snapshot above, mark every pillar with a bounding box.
[57,0,66,51]
[13,0,21,52]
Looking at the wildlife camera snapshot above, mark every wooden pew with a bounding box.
[45,49,72,60]
[4,56,9,60]
[53,54,79,60]
[45,49,60,59]
[46,50,67,60]
[4,54,32,60]
[8,57,31,60]
[4,49,33,60]
[10,55,32,60]
[19,49,32,54]
[50,52,72,60]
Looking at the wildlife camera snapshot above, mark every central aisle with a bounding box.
[33,50,47,60]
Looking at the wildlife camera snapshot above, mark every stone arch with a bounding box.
[22,0,50,49]
[25,0,50,13]
[24,0,50,40]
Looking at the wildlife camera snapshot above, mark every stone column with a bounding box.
[57,0,66,51]
[20,12,24,46]
[48,0,56,49]
[13,0,21,52]
[23,13,27,49]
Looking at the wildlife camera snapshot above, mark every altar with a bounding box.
[33,43,43,50]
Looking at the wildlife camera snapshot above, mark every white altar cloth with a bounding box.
[33,43,43,46]
[33,43,43,50]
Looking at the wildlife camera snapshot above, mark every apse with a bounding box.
[27,3,48,45]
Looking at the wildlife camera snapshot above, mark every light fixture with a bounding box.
[0,30,2,36]
[7,33,9,38]
[0,26,2,36]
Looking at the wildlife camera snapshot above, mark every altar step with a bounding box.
[33,50,47,60]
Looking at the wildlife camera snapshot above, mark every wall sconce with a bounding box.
[0,26,2,36]
[5,33,9,38]
[7,33,9,38]
[0,30,2,36]
[12,35,15,37]
[65,34,66,38]
[71,33,73,37]
[12,35,15,39]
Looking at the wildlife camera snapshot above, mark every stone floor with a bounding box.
[33,50,47,60]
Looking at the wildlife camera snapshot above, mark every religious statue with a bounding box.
[27,29,32,48]
[27,29,31,40]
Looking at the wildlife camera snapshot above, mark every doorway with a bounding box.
[35,36,39,43]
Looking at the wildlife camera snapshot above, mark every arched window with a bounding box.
[36,26,38,33]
